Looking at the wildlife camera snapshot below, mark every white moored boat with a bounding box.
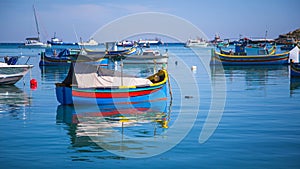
[185,38,208,48]
[23,5,48,48]
[78,38,99,46]
[0,57,33,85]
[123,48,168,64]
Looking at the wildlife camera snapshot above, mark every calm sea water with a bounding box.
[0,44,300,169]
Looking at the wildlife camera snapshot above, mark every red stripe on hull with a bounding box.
[72,88,161,98]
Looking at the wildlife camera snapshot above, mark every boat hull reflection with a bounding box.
[56,99,169,150]
[0,85,30,119]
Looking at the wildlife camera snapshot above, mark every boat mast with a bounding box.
[33,5,40,41]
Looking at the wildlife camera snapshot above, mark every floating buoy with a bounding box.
[30,79,37,89]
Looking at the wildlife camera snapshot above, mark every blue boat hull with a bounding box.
[210,49,290,65]
[39,56,108,66]
[291,63,300,77]
[73,85,167,105]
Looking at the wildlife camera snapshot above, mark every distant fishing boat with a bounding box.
[116,40,135,47]
[123,48,168,64]
[80,43,137,61]
[23,5,47,48]
[185,38,208,48]
[78,38,99,46]
[0,57,33,85]
[55,63,168,105]
[105,47,137,58]
[39,48,105,66]
[210,45,290,65]
[137,38,163,47]
[210,34,228,47]
[47,33,78,46]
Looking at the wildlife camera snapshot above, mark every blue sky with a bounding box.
[0,0,299,42]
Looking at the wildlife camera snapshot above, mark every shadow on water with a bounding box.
[56,99,171,160]
[0,85,31,119]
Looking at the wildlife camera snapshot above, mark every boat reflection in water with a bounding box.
[39,65,70,82]
[56,99,170,158]
[290,77,300,96]
[0,85,31,119]
[210,65,289,91]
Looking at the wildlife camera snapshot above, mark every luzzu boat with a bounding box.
[39,46,136,66]
[210,45,290,65]
[80,46,137,57]
[55,63,168,105]
[122,48,168,64]
[39,48,82,66]
[39,48,108,66]
[78,46,137,64]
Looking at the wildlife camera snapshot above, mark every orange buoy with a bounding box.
[30,79,37,89]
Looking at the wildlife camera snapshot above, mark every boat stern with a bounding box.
[55,83,73,105]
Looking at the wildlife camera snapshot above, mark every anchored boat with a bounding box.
[210,45,289,65]
[55,63,168,105]
[0,57,33,85]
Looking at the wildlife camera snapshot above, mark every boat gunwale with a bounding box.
[214,50,289,59]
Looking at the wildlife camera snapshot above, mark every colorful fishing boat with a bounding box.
[210,45,290,65]
[122,48,168,64]
[39,48,106,66]
[80,47,137,66]
[105,47,137,58]
[55,63,168,105]
[80,43,137,62]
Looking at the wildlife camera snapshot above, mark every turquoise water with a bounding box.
[0,44,300,168]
